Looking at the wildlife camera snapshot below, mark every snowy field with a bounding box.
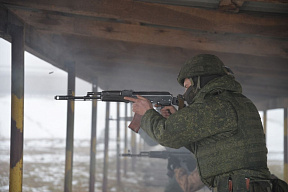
[0,137,171,192]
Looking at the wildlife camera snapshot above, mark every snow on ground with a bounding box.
[0,137,169,192]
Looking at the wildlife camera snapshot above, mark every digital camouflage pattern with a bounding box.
[177,54,227,86]
[140,74,271,191]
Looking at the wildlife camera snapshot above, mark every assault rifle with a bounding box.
[55,90,185,133]
[122,150,196,177]
[121,151,191,160]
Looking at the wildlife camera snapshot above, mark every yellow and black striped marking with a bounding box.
[284,108,288,183]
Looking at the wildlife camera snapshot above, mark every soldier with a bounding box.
[138,129,208,192]
[125,54,273,192]
[139,124,209,192]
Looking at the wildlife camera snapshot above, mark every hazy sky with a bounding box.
[0,38,123,141]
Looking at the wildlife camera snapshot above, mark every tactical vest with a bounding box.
[188,91,269,187]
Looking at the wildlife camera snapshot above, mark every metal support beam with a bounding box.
[124,103,128,176]
[64,63,75,192]
[89,80,98,192]
[131,109,136,172]
[284,108,288,183]
[102,102,110,192]
[9,24,24,192]
[116,102,121,188]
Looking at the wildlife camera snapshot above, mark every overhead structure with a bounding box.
[0,0,287,111]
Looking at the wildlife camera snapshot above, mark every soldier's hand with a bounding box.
[155,105,177,118]
[124,95,153,115]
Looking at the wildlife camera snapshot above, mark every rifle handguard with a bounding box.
[128,113,142,133]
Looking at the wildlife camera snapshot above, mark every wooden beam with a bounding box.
[7,8,288,58]
[244,0,288,3]
[222,55,288,79]
[242,83,288,97]
[137,0,288,5]
[0,5,7,33]
[254,97,288,111]
[0,5,23,39]
[1,0,287,38]
[2,5,287,103]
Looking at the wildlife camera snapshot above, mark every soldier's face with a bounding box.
[184,78,192,91]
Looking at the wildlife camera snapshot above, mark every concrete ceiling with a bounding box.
[0,0,288,110]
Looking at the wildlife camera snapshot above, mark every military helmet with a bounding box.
[177,54,228,86]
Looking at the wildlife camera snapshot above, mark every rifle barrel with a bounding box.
[54,92,102,100]
[121,151,191,158]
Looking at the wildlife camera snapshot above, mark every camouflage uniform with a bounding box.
[140,55,271,191]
